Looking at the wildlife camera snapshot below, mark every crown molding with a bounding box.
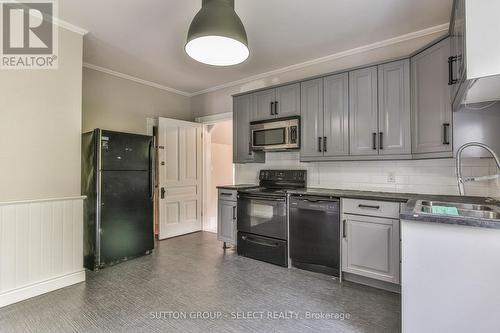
[191,23,449,96]
[52,18,88,35]
[83,63,192,97]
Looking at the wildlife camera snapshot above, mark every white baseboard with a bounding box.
[0,270,86,308]
[203,228,217,234]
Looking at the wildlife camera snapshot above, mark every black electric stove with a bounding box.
[236,170,307,267]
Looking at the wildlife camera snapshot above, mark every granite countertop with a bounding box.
[216,184,258,190]
[401,195,500,229]
[287,187,500,230]
[286,188,414,203]
[218,185,500,230]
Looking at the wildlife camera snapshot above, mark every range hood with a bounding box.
[451,0,500,110]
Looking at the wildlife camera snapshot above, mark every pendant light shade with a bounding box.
[186,0,249,66]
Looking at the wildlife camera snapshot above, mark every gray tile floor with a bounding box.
[0,232,400,333]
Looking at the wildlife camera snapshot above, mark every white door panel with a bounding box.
[158,118,202,239]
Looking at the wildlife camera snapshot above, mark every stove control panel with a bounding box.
[259,170,307,182]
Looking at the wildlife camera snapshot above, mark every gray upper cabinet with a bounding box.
[349,66,379,156]
[275,83,300,118]
[323,73,349,157]
[252,89,276,121]
[300,79,323,160]
[253,84,300,121]
[233,95,265,163]
[300,74,349,161]
[378,60,411,155]
[449,0,466,105]
[411,38,453,156]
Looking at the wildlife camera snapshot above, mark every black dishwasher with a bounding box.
[289,195,340,276]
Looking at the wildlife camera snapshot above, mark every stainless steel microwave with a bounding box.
[250,116,300,151]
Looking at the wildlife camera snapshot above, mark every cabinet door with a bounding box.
[233,95,254,163]
[323,73,349,157]
[342,214,400,284]
[300,78,324,160]
[411,38,453,155]
[349,67,379,156]
[378,60,411,155]
[275,83,300,118]
[450,0,465,102]
[217,200,236,244]
[252,89,276,121]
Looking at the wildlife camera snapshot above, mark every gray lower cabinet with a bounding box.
[378,60,411,155]
[233,95,265,163]
[217,189,237,245]
[252,84,300,121]
[300,73,349,161]
[342,214,400,284]
[342,198,401,284]
[349,66,379,156]
[411,38,453,157]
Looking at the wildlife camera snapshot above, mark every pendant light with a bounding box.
[186,0,249,66]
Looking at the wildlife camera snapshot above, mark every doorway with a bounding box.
[198,114,234,233]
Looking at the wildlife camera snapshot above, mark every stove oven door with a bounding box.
[237,194,287,240]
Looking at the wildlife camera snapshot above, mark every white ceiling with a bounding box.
[59,0,453,95]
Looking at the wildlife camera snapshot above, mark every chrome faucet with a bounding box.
[456,142,500,196]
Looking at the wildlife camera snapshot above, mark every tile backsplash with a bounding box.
[235,153,500,199]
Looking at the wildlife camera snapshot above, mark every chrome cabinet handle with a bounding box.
[379,132,383,150]
[232,206,236,220]
[270,102,275,115]
[274,101,279,115]
[318,137,322,152]
[323,136,327,152]
[372,133,377,150]
[342,220,346,238]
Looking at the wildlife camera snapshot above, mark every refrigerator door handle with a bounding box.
[149,139,154,199]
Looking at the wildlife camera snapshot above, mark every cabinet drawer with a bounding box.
[342,198,400,219]
[218,189,237,201]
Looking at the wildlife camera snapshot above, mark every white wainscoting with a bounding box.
[0,196,86,308]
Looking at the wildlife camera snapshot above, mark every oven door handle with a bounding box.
[239,195,286,202]
[241,235,279,248]
[293,198,337,204]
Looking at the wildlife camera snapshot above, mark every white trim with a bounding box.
[0,270,85,308]
[83,63,192,97]
[52,18,88,35]
[0,196,86,206]
[191,23,449,96]
[195,112,233,124]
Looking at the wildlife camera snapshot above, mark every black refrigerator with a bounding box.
[82,129,154,271]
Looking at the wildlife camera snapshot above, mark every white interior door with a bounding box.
[157,117,202,240]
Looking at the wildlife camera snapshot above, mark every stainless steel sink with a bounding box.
[415,200,500,220]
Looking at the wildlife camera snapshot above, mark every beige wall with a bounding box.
[0,28,83,202]
[191,31,445,119]
[82,68,191,135]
